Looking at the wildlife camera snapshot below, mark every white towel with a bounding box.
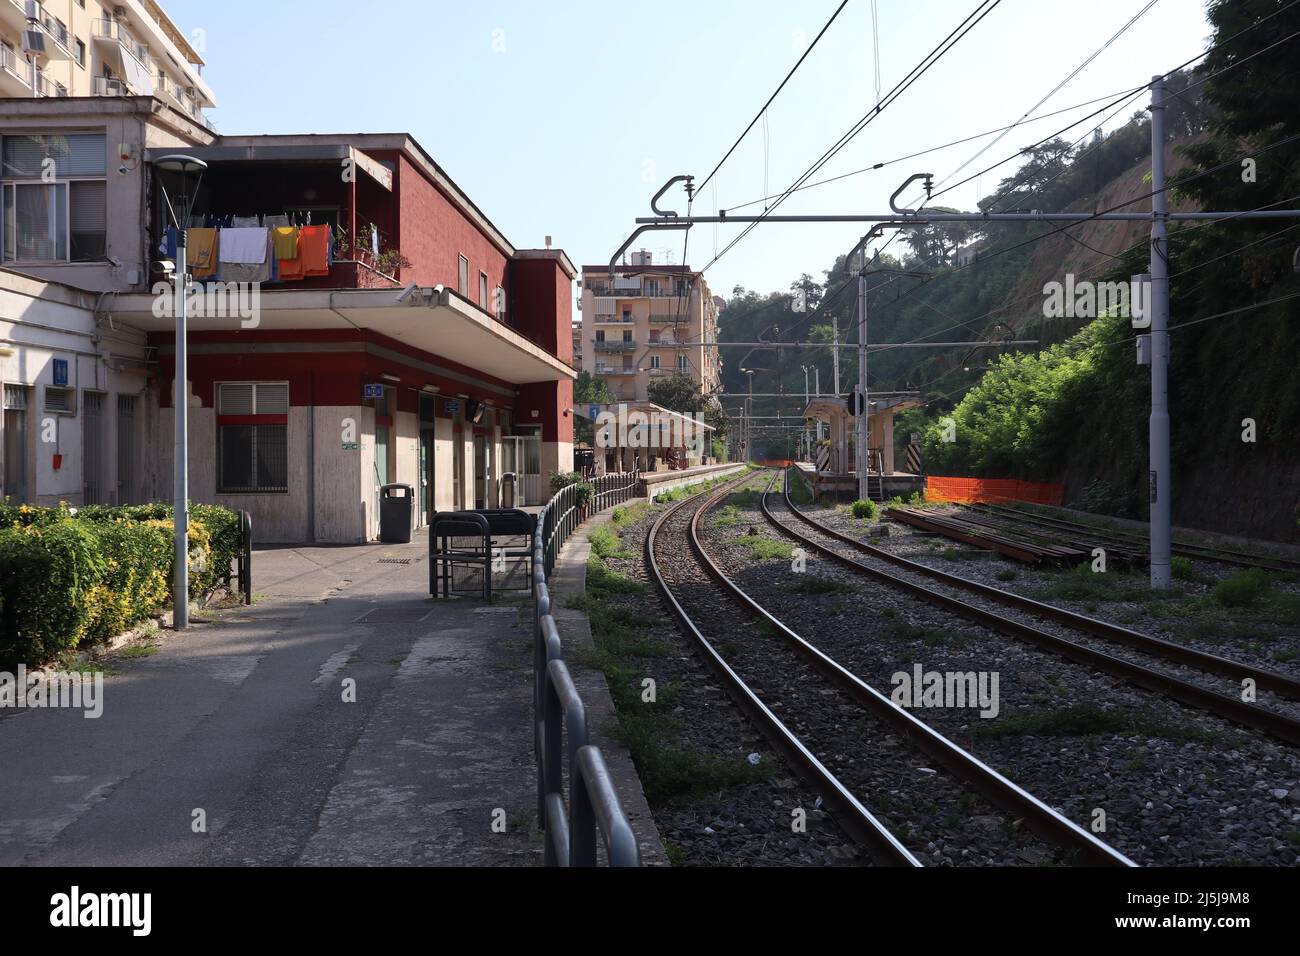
[219,227,268,264]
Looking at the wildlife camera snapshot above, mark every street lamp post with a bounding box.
[154,155,208,631]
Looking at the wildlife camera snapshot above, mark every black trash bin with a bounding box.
[379,483,414,543]
[501,472,516,509]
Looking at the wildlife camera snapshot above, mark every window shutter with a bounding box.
[218,383,254,415]
[255,383,289,415]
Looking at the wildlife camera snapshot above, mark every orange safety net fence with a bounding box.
[925,476,1065,506]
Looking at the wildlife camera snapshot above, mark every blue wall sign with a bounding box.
[363,383,384,400]
[443,399,462,415]
[53,358,68,386]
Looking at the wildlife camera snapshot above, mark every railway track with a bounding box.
[762,471,1300,747]
[646,469,1134,867]
[970,503,1300,575]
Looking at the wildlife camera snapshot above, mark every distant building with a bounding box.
[578,250,719,402]
[954,239,986,268]
[0,0,214,124]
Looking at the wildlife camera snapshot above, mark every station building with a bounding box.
[0,7,577,542]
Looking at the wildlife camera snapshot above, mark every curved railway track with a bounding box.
[761,471,1300,747]
[646,470,1134,867]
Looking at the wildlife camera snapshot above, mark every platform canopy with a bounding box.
[111,286,573,385]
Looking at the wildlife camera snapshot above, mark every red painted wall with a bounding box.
[382,151,509,307]
[510,256,572,359]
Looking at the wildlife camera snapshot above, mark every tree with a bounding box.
[573,370,616,446]
[647,372,728,437]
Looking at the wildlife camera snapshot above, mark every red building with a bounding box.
[109,134,575,542]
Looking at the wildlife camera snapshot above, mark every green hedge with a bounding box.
[0,501,241,666]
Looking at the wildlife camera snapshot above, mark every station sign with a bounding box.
[363,383,384,400]
[443,399,462,415]
[53,358,68,386]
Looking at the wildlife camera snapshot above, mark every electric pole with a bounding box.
[1149,75,1172,589]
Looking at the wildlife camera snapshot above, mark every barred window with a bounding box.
[216,383,288,493]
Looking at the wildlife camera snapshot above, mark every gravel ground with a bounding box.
[827,503,1300,682]
[590,480,867,866]
[706,475,1300,865]
[651,476,1079,867]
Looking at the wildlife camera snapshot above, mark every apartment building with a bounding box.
[0,0,213,123]
[0,4,578,543]
[578,251,719,402]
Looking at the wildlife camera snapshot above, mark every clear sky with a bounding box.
[164,0,1213,298]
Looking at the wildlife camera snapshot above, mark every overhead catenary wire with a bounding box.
[699,0,1006,274]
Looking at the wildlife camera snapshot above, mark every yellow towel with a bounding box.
[187,228,219,278]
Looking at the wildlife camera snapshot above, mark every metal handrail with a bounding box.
[239,510,253,606]
[532,469,642,866]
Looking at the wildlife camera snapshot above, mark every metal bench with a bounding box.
[429,508,536,599]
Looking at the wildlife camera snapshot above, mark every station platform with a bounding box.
[0,526,655,866]
[791,460,925,501]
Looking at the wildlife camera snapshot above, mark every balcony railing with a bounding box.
[34,69,66,97]
[593,365,635,375]
[593,340,636,352]
[592,314,634,323]
[0,43,30,84]
[91,19,151,77]
[91,74,130,96]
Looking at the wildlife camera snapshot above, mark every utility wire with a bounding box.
[695,0,850,196]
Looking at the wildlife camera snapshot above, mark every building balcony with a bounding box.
[91,18,153,93]
[33,68,66,97]
[593,365,636,376]
[649,312,690,323]
[0,41,31,96]
[593,340,636,352]
[592,314,634,324]
[3,2,74,61]
[91,74,131,96]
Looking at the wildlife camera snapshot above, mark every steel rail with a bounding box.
[646,473,922,867]
[974,503,1300,574]
[764,479,1300,745]
[785,491,1300,701]
[675,471,1135,866]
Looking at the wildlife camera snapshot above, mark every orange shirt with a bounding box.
[299,225,331,277]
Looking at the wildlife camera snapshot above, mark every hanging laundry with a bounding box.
[220,230,272,284]
[230,215,261,228]
[186,228,219,279]
[219,227,268,265]
[272,226,299,261]
[299,224,332,277]
[264,214,290,229]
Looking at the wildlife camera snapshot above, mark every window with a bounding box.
[677,355,689,370]
[458,255,469,296]
[621,309,631,322]
[479,271,488,307]
[494,285,505,321]
[594,329,605,342]
[75,40,86,68]
[649,356,661,370]
[216,383,289,493]
[1,133,106,263]
[44,386,74,415]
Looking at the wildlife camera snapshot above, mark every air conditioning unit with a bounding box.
[24,1,40,22]
[21,30,47,56]
[113,5,128,19]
